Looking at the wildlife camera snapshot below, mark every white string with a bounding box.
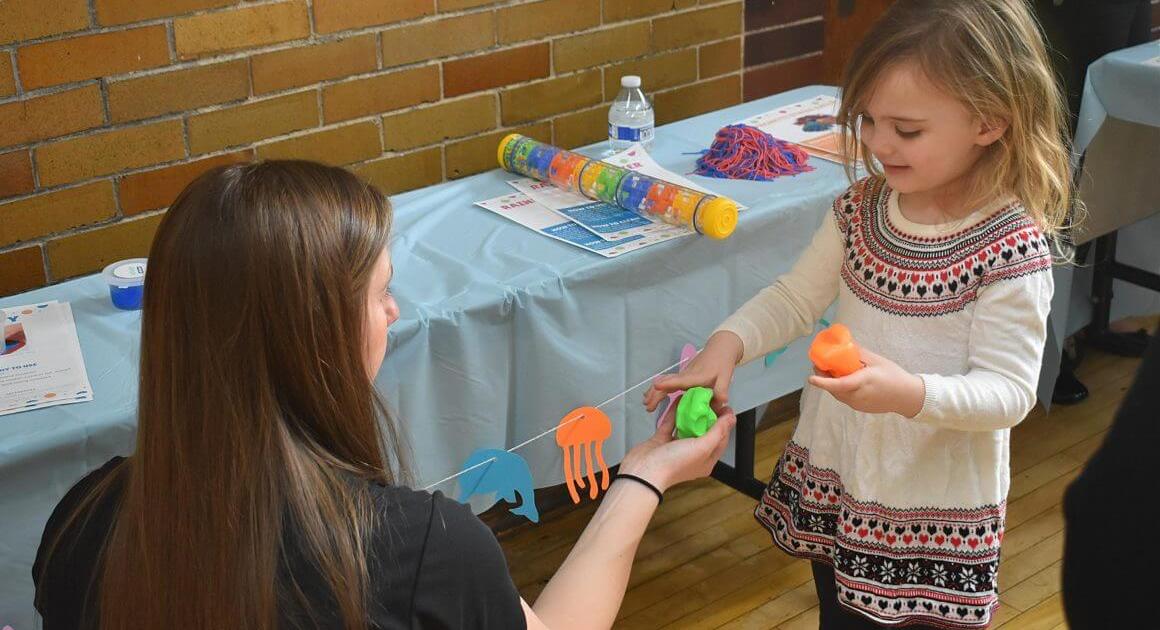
[421,356,687,491]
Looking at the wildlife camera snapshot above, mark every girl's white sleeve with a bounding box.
[913,269,1054,431]
[714,206,846,366]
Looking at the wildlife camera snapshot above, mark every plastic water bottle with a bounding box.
[608,75,654,152]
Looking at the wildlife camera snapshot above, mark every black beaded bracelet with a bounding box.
[615,473,664,504]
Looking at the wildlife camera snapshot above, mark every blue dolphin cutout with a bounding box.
[457,448,540,523]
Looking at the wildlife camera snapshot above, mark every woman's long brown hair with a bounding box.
[49,161,409,628]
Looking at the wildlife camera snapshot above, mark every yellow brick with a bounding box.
[0,150,34,199]
[47,213,165,281]
[0,53,15,98]
[257,121,382,165]
[313,0,433,34]
[0,245,46,296]
[119,151,252,216]
[500,70,602,125]
[0,0,89,46]
[603,48,697,97]
[17,26,170,90]
[553,105,607,150]
[95,0,235,25]
[0,181,117,247]
[188,91,320,155]
[652,3,742,51]
[497,0,600,44]
[108,60,250,124]
[322,65,440,123]
[603,0,697,22]
[381,94,496,151]
[174,1,310,60]
[0,85,104,149]
[36,120,186,188]
[352,147,443,195]
[252,35,378,95]
[699,37,741,78]
[554,23,651,73]
[653,75,740,125]
[445,122,550,179]
[381,12,495,69]
[439,0,497,10]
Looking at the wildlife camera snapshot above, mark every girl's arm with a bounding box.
[716,200,848,365]
[911,269,1054,430]
[525,410,737,629]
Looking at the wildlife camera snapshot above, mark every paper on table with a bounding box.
[738,94,859,166]
[1,301,93,416]
[507,178,689,242]
[475,191,688,258]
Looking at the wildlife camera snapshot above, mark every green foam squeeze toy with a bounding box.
[675,387,718,439]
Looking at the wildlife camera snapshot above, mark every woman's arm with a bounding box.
[525,409,737,629]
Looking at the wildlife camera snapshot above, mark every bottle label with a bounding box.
[609,123,655,142]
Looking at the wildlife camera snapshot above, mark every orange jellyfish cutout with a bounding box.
[555,406,612,504]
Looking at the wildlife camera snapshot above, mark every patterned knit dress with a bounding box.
[718,177,1053,628]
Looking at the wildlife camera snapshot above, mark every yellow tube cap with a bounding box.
[497,133,523,170]
[698,197,739,240]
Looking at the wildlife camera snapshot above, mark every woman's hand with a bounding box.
[642,331,744,413]
[808,348,925,418]
[617,404,737,494]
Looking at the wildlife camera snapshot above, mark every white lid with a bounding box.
[102,258,147,287]
[620,75,642,88]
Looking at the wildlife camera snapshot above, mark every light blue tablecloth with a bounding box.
[1074,41,1160,158]
[1,86,852,627]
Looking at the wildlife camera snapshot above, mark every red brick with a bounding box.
[381,94,497,151]
[700,37,741,78]
[0,245,47,296]
[744,0,824,31]
[500,70,602,125]
[17,26,170,90]
[603,49,697,97]
[381,12,495,69]
[444,44,551,98]
[603,0,696,23]
[552,106,607,150]
[119,152,252,216]
[653,75,740,124]
[352,147,443,195]
[743,54,823,101]
[0,151,34,200]
[744,20,824,68]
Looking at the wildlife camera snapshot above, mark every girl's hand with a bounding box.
[618,406,737,493]
[808,348,926,418]
[643,331,743,413]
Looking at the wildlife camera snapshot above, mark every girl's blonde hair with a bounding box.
[838,0,1077,236]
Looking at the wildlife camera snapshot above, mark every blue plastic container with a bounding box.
[102,259,147,310]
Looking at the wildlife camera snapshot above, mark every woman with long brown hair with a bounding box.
[32,160,736,629]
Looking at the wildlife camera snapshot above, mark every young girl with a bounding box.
[645,1,1071,627]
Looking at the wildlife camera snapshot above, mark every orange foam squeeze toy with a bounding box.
[809,323,863,377]
[556,406,612,504]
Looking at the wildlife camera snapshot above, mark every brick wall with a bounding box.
[0,0,833,297]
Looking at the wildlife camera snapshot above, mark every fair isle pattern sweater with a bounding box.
[718,177,1053,628]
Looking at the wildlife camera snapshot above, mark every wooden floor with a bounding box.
[498,348,1144,629]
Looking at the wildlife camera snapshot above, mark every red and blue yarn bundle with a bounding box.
[695,124,813,181]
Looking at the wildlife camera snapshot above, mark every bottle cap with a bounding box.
[620,75,642,88]
[696,197,739,240]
